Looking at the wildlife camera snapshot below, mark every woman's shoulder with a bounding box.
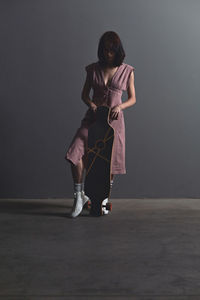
[123,62,136,72]
[85,62,97,72]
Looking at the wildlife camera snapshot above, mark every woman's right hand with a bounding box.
[90,102,97,113]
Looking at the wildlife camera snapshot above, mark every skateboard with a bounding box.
[84,105,114,216]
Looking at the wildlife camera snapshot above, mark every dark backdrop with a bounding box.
[1,0,200,198]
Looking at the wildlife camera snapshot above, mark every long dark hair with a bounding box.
[97,31,126,68]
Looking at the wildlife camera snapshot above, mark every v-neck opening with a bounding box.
[98,62,122,88]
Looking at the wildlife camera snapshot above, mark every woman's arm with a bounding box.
[119,70,136,110]
[81,74,93,108]
[110,70,136,119]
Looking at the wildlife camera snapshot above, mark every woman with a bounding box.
[65,31,136,217]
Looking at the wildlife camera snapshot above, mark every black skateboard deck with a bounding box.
[84,105,114,216]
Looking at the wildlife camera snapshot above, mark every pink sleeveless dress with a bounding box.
[64,61,135,174]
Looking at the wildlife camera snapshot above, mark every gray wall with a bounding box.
[1,0,200,198]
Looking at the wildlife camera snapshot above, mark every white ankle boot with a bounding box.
[70,190,109,216]
[70,191,88,218]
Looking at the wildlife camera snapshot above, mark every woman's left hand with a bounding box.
[110,105,122,120]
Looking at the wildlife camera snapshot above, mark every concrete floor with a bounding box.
[1,198,200,300]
